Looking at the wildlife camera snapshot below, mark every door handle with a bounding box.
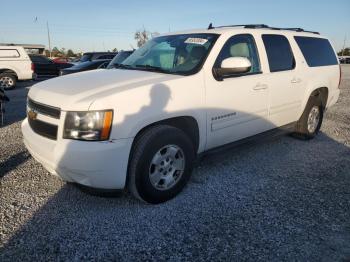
[253,83,268,90]
[291,78,302,84]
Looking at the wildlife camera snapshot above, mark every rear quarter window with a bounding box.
[0,49,20,58]
[294,36,338,67]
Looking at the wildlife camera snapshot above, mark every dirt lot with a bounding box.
[1,66,350,261]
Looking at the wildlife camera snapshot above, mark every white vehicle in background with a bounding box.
[0,46,34,89]
[22,24,341,204]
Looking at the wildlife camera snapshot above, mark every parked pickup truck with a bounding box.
[23,24,341,203]
[0,46,34,89]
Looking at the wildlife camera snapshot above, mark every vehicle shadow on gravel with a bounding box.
[0,151,30,178]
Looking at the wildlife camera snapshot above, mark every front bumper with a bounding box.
[22,118,133,189]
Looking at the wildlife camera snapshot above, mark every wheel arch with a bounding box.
[299,86,329,119]
[0,68,18,79]
[132,116,200,153]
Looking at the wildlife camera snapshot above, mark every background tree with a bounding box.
[338,48,350,56]
[135,29,150,47]
[51,47,60,57]
[59,48,66,57]
[112,48,118,52]
[134,29,160,47]
[66,49,75,57]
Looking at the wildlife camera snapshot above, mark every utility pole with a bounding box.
[341,35,347,57]
[47,21,52,58]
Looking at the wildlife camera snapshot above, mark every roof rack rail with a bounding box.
[207,23,320,34]
[281,28,320,34]
[208,24,269,29]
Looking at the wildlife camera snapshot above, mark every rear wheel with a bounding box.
[0,73,16,90]
[293,96,323,139]
[128,125,195,204]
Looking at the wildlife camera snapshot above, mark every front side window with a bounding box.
[214,34,261,74]
[262,34,295,72]
[121,33,219,75]
[294,36,338,67]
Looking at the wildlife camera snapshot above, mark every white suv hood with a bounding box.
[28,69,180,111]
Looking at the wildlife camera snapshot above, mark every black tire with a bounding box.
[0,73,17,90]
[293,95,323,139]
[128,125,195,204]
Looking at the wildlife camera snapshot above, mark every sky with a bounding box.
[0,0,349,53]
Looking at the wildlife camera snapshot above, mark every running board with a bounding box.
[199,122,296,158]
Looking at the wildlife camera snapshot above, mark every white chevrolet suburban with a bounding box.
[22,25,341,203]
[0,46,34,89]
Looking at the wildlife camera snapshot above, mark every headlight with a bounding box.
[63,110,113,141]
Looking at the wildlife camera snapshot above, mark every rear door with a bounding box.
[261,34,304,126]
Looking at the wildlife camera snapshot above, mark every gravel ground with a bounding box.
[1,67,350,261]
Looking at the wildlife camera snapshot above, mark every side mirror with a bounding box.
[215,57,252,78]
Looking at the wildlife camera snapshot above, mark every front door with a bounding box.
[205,34,272,150]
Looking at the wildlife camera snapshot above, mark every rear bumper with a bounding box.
[17,72,34,81]
[22,118,133,189]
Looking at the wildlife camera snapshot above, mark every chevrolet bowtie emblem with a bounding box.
[28,110,38,120]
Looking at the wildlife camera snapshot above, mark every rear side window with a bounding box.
[262,35,295,72]
[0,49,20,58]
[294,36,338,67]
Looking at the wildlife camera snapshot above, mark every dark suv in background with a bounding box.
[59,59,112,76]
[29,54,73,78]
[77,52,117,63]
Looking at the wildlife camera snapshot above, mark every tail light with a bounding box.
[338,64,342,89]
[31,63,35,72]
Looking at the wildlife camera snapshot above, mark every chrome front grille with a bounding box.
[27,98,61,119]
[27,98,60,140]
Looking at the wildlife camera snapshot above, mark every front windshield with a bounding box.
[121,33,218,75]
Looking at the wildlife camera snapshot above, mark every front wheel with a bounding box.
[128,125,195,204]
[293,96,323,139]
[0,73,17,90]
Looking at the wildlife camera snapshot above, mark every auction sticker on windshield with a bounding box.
[184,38,208,45]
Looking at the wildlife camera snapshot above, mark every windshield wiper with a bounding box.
[111,63,134,69]
[135,64,168,73]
